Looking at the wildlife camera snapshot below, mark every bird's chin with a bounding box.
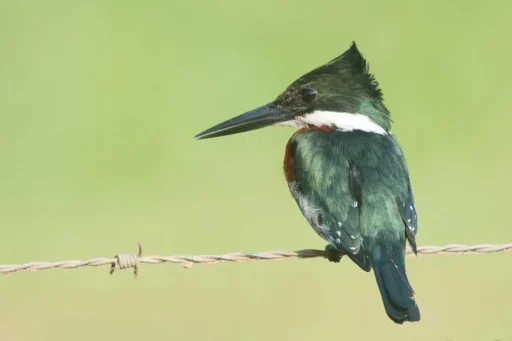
[274,120,306,129]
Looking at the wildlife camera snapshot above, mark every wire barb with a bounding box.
[110,243,143,278]
[0,243,510,276]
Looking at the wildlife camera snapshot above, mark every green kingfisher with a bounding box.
[195,42,420,324]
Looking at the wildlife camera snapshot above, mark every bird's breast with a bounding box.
[283,125,333,183]
[283,141,296,182]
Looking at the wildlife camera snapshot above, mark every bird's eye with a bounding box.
[301,88,317,103]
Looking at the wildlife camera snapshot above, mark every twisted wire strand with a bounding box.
[1,243,510,276]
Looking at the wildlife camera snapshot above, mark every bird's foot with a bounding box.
[324,244,343,263]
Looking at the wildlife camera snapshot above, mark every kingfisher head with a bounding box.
[195,42,390,139]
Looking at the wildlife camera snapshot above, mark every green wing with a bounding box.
[289,133,371,271]
[388,137,419,253]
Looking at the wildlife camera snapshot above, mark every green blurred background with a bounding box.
[1,1,511,340]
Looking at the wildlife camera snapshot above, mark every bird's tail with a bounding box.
[370,243,420,324]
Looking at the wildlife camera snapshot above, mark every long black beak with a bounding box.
[195,103,292,139]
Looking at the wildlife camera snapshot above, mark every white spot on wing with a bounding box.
[352,201,358,208]
[336,231,341,236]
[337,221,342,227]
[335,238,341,243]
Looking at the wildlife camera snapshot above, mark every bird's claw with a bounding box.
[324,244,343,263]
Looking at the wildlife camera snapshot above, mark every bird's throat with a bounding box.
[292,125,333,136]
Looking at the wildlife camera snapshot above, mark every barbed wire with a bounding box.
[1,243,510,277]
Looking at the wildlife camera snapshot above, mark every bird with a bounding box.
[195,42,420,324]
